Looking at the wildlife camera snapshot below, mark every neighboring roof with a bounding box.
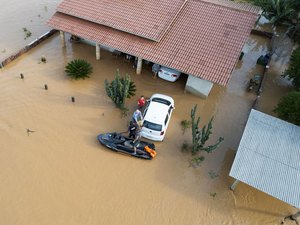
[57,0,186,41]
[48,0,260,86]
[229,109,300,208]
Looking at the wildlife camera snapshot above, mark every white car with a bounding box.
[141,93,175,141]
[158,66,181,82]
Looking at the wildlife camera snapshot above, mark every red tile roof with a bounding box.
[57,0,187,41]
[48,0,260,86]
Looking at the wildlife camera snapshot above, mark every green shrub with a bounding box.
[273,91,300,125]
[181,120,191,134]
[105,69,136,109]
[65,59,93,80]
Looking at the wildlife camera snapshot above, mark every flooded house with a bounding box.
[48,0,261,98]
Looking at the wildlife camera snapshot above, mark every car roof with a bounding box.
[160,66,181,75]
[150,93,174,105]
[144,93,174,124]
[144,101,169,125]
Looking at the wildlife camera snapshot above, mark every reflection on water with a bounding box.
[0,2,297,225]
[256,35,294,115]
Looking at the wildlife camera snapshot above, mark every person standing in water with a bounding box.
[132,109,143,125]
[137,95,146,110]
[152,63,160,78]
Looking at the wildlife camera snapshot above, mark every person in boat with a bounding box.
[132,109,143,125]
[128,121,138,139]
[133,126,142,155]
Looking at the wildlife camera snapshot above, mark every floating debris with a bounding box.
[26,128,36,136]
[23,27,32,40]
[41,56,46,63]
[210,192,217,198]
[208,170,219,179]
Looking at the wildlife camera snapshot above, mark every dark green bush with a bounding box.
[283,47,300,91]
[65,59,93,80]
[274,91,300,125]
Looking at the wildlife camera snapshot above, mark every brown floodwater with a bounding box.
[0,2,298,225]
[0,0,60,61]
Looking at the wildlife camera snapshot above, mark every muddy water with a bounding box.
[256,34,295,115]
[0,0,60,61]
[0,3,298,225]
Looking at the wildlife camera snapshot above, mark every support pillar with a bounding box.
[230,179,240,191]
[60,31,66,47]
[136,57,143,75]
[96,43,101,60]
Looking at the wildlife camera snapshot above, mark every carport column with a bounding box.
[136,57,143,75]
[230,179,240,191]
[96,43,101,60]
[60,31,66,47]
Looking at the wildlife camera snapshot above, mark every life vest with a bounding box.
[144,145,157,158]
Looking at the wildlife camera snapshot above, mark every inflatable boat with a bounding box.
[97,132,156,160]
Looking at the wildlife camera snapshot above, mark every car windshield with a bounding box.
[152,98,171,106]
[143,120,162,131]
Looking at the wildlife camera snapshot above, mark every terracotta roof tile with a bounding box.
[57,0,187,41]
[48,0,259,86]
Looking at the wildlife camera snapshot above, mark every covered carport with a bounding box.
[48,0,260,98]
[229,109,300,222]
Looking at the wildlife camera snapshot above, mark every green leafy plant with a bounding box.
[248,0,300,42]
[282,47,300,90]
[181,141,190,152]
[189,156,205,167]
[273,91,300,125]
[65,59,93,80]
[208,170,219,179]
[253,0,295,25]
[183,105,224,166]
[181,120,191,134]
[190,105,224,155]
[105,69,136,109]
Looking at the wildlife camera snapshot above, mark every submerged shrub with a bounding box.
[105,69,136,109]
[273,91,300,125]
[181,119,191,134]
[283,47,300,91]
[65,59,93,80]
